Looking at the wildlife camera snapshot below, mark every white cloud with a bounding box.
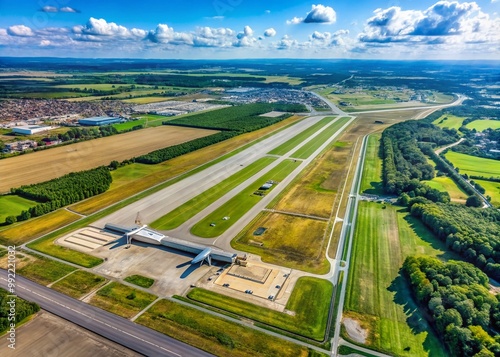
[40,40,51,46]
[7,25,34,37]
[244,25,253,37]
[264,28,276,37]
[286,17,303,25]
[41,6,58,13]
[60,7,79,13]
[287,4,337,24]
[0,29,8,36]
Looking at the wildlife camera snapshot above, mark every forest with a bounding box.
[403,256,500,356]
[0,288,40,334]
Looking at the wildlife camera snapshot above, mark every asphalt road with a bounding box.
[0,270,213,357]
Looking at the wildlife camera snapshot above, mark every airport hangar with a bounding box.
[78,116,125,126]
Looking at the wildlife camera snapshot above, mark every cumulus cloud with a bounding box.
[73,18,145,42]
[264,28,276,37]
[7,25,34,37]
[287,4,337,24]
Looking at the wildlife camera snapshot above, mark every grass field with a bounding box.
[0,126,217,193]
[360,134,383,195]
[344,202,450,356]
[0,195,38,223]
[465,119,500,131]
[17,252,77,286]
[290,117,350,159]
[268,116,334,156]
[9,91,91,99]
[474,179,500,207]
[432,114,465,131]
[191,159,300,238]
[150,157,276,230]
[136,299,318,357]
[54,83,153,91]
[233,212,329,273]
[123,96,175,104]
[69,115,304,215]
[0,209,80,246]
[90,282,157,319]
[187,277,332,341]
[51,270,107,298]
[124,274,155,288]
[445,151,500,178]
[422,176,468,203]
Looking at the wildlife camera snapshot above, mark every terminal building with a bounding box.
[78,116,125,126]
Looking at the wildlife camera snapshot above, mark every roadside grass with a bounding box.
[344,201,448,357]
[474,179,500,207]
[432,114,465,131]
[136,299,318,357]
[0,195,38,223]
[359,134,383,195]
[338,345,376,357]
[290,117,350,159]
[422,176,468,202]
[150,157,276,230]
[445,151,500,178]
[232,212,329,274]
[465,119,500,131]
[90,282,157,319]
[51,270,107,299]
[191,159,301,238]
[70,114,305,215]
[187,277,332,341]
[17,252,77,286]
[0,209,80,246]
[268,116,334,156]
[124,274,155,288]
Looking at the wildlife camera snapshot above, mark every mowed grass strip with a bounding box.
[0,209,80,246]
[17,252,77,286]
[432,114,465,131]
[136,299,317,357]
[360,134,383,195]
[191,159,300,238]
[150,157,276,230]
[465,119,500,131]
[445,151,500,178]
[0,195,38,222]
[268,116,334,156]
[290,117,350,159]
[51,270,107,299]
[124,274,155,288]
[90,282,157,319]
[187,277,332,341]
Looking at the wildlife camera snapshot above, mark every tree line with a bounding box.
[0,288,40,334]
[403,256,500,356]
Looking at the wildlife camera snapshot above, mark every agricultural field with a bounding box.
[359,134,383,195]
[54,83,154,91]
[0,125,217,192]
[0,194,38,223]
[123,96,175,104]
[465,119,500,131]
[51,270,107,299]
[233,212,329,273]
[474,179,500,207]
[344,201,449,356]
[150,157,276,230]
[191,159,301,238]
[432,113,465,131]
[445,151,500,178]
[89,282,157,319]
[187,277,332,341]
[111,115,166,131]
[136,299,319,357]
[9,91,91,99]
[422,176,468,203]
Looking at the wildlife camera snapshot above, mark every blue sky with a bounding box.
[0,0,498,59]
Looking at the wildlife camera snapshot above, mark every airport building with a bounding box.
[12,125,53,135]
[78,116,125,126]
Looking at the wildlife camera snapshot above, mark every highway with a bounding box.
[0,270,213,357]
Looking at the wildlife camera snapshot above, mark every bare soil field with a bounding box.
[0,126,216,192]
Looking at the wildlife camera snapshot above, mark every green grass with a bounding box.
[474,179,500,207]
[17,252,77,286]
[10,92,91,99]
[150,157,276,230]
[90,282,157,319]
[0,195,38,223]
[136,299,317,357]
[51,270,107,298]
[124,274,155,288]
[54,83,150,91]
[445,151,500,178]
[268,116,334,156]
[432,114,465,131]
[422,176,468,202]
[338,345,377,357]
[187,277,332,341]
[191,159,300,238]
[290,117,350,159]
[360,134,383,195]
[465,119,500,131]
[112,115,167,131]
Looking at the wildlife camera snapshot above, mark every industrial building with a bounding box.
[78,116,125,126]
[105,223,237,264]
[12,125,53,135]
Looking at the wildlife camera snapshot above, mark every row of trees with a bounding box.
[11,167,112,222]
[403,256,500,356]
[0,288,40,334]
[410,201,500,280]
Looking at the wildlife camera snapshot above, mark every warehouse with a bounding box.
[12,125,54,135]
[78,116,125,126]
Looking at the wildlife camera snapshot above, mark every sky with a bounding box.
[0,0,498,60]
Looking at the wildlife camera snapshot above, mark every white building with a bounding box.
[12,125,54,135]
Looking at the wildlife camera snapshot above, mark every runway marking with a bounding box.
[0,277,182,357]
